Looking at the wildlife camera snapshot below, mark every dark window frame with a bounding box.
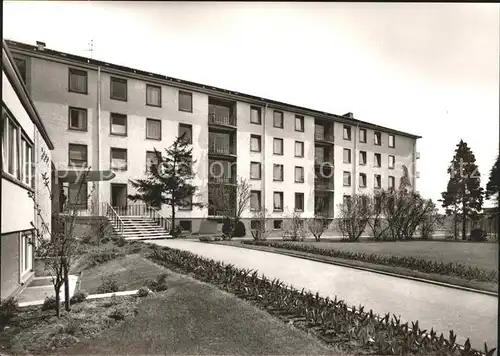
[388,155,395,169]
[295,166,304,183]
[273,191,284,212]
[178,90,193,113]
[273,220,283,230]
[374,174,382,189]
[68,106,88,132]
[374,153,382,167]
[110,147,128,171]
[359,128,367,143]
[343,148,351,164]
[343,171,351,187]
[250,106,262,125]
[250,161,261,180]
[110,113,128,137]
[273,164,284,182]
[389,134,396,148]
[13,57,27,85]
[273,137,284,155]
[68,68,88,94]
[374,131,382,146]
[295,192,304,212]
[146,150,159,173]
[250,190,262,211]
[359,150,367,165]
[178,123,192,144]
[359,173,367,188]
[178,195,193,210]
[68,143,88,167]
[110,76,128,101]
[146,84,162,107]
[145,118,162,141]
[388,175,395,190]
[67,182,88,209]
[294,141,304,158]
[273,110,284,128]
[295,115,304,132]
[250,134,262,152]
[343,125,351,141]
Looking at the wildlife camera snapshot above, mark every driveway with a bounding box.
[150,239,498,350]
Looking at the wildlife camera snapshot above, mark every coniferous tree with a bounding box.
[441,140,484,240]
[128,135,202,236]
[486,154,499,205]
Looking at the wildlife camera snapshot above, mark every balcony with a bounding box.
[315,177,334,191]
[208,175,236,185]
[209,141,237,157]
[314,208,335,218]
[208,113,237,128]
[314,157,335,167]
[314,131,335,143]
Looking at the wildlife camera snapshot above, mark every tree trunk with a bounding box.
[171,203,175,236]
[64,263,70,311]
[55,285,61,317]
[462,200,467,240]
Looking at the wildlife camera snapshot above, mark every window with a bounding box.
[250,220,262,230]
[359,173,367,188]
[179,195,193,210]
[374,196,382,214]
[146,84,161,107]
[374,174,381,189]
[250,106,261,124]
[359,128,366,143]
[273,192,283,211]
[68,144,87,167]
[68,182,88,208]
[273,220,283,230]
[343,171,351,186]
[146,151,159,173]
[146,118,162,140]
[111,148,127,171]
[343,125,351,140]
[14,57,27,84]
[110,113,127,136]
[178,123,192,144]
[110,77,127,101]
[388,155,395,169]
[343,148,351,163]
[389,176,395,190]
[389,134,395,148]
[21,231,33,274]
[68,107,87,131]
[294,141,304,157]
[273,164,284,181]
[250,134,261,152]
[2,110,19,178]
[295,115,304,132]
[273,111,283,128]
[250,190,261,211]
[179,91,193,112]
[374,132,381,146]
[273,138,283,155]
[295,166,304,183]
[179,221,192,232]
[295,193,304,211]
[20,137,32,185]
[359,151,367,165]
[374,153,381,167]
[68,68,87,94]
[250,162,261,179]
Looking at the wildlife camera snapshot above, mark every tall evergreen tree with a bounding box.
[441,140,484,240]
[128,135,202,236]
[486,154,499,205]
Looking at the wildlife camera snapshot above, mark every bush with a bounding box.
[96,277,119,294]
[137,287,150,297]
[0,297,18,327]
[80,235,93,244]
[107,309,125,321]
[221,218,232,237]
[470,228,487,242]
[41,296,58,311]
[86,248,125,268]
[233,220,246,237]
[70,290,87,304]
[114,235,126,247]
[170,226,183,238]
[146,274,169,292]
[198,235,222,242]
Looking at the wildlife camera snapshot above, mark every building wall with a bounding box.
[0,233,20,299]
[34,130,52,238]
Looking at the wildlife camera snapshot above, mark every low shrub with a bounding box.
[107,309,125,321]
[146,274,169,292]
[221,218,232,237]
[114,235,126,247]
[241,241,498,283]
[0,297,18,327]
[86,248,125,268]
[137,287,150,297]
[70,290,87,304]
[170,226,183,238]
[96,277,119,294]
[469,228,487,242]
[148,247,491,356]
[198,235,222,242]
[80,235,93,244]
[41,296,58,311]
[233,220,246,238]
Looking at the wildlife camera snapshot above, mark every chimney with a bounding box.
[343,112,354,119]
[36,41,46,51]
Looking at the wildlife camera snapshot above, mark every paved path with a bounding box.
[150,239,498,350]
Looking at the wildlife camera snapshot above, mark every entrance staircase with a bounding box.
[103,203,172,240]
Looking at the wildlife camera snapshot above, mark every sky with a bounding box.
[3,1,499,208]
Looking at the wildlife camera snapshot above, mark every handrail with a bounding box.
[104,202,124,236]
[145,203,172,234]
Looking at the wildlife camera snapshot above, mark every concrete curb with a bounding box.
[17,289,140,307]
[232,243,498,298]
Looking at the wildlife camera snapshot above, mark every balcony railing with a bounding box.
[208,207,236,217]
[208,176,236,184]
[314,157,335,166]
[315,177,334,190]
[314,131,334,142]
[209,141,236,155]
[208,113,237,127]
[314,209,334,218]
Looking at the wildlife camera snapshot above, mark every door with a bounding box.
[111,183,128,215]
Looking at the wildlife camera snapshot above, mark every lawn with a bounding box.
[292,240,498,271]
[61,265,338,355]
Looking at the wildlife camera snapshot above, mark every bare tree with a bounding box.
[250,208,271,240]
[419,202,444,239]
[29,169,91,316]
[307,197,334,241]
[336,194,371,241]
[365,192,391,240]
[209,176,252,239]
[283,210,307,241]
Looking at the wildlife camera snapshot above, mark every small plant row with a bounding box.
[148,247,494,356]
[242,241,498,283]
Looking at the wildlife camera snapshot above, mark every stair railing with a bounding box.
[104,202,124,236]
[145,204,172,234]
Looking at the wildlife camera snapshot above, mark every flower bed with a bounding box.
[148,247,494,356]
[241,241,498,283]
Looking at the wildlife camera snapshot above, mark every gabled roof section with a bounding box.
[4,39,422,140]
[2,40,54,149]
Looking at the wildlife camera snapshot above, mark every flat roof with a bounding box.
[5,39,421,139]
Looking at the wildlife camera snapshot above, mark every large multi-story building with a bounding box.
[5,39,420,235]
